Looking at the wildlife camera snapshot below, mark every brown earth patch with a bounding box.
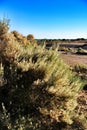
[61,53,87,66]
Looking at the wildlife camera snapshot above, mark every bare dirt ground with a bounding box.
[60,41,87,66]
[61,53,87,66]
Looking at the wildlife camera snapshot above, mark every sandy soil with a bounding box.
[61,53,87,66]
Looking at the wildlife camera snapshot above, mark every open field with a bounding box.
[61,53,87,66]
[57,41,87,66]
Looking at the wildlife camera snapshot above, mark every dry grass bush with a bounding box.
[0,19,85,130]
[11,31,37,45]
[0,18,10,55]
[0,17,9,36]
[72,64,87,90]
[27,34,34,41]
[11,30,28,45]
[76,47,87,55]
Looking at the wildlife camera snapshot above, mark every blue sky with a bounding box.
[0,0,87,39]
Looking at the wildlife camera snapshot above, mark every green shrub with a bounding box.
[0,19,83,129]
[76,47,87,55]
[72,64,87,90]
[73,64,87,73]
[73,64,87,82]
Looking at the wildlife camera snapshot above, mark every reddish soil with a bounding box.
[60,42,87,66]
[61,53,87,66]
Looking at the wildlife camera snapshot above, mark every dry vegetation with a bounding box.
[0,18,87,130]
[60,47,87,130]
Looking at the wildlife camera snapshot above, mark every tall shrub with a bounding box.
[0,19,82,129]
